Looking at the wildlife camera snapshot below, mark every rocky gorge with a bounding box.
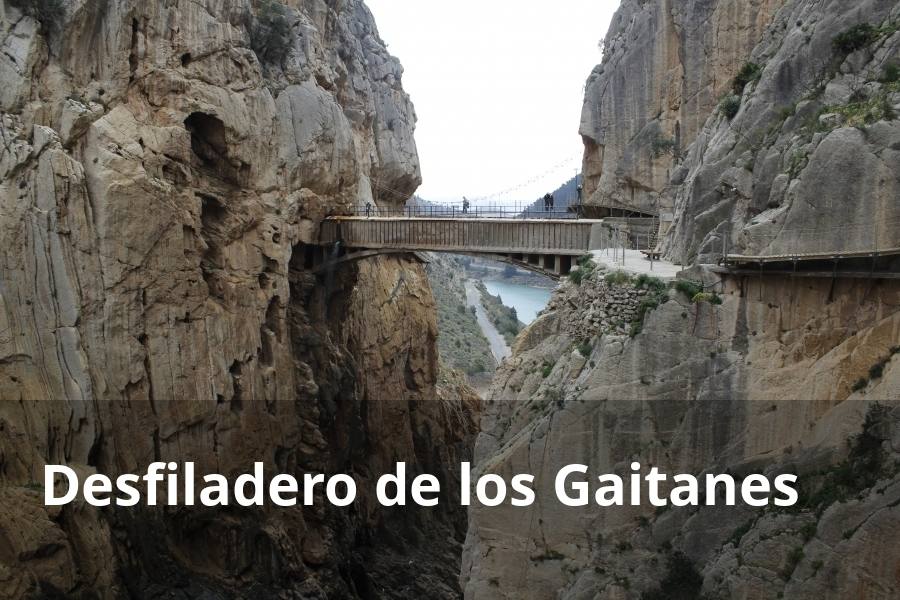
[1,0,900,599]
[464,0,900,598]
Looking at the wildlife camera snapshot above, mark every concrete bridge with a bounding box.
[308,215,900,283]
[315,216,607,278]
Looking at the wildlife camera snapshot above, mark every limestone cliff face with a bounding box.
[466,0,900,597]
[580,0,786,217]
[464,265,900,599]
[665,0,900,263]
[0,0,476,598]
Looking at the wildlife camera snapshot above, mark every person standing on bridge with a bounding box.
[571,184,584,218]
[462,197,470,214]
[365,201,372,218]
[543,193,551,212]
[549,193,555,213]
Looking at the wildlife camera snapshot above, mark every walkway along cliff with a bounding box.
[0,1,477,597]
[464,1,900,598]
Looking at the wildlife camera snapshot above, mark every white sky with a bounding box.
[366,1,619,206]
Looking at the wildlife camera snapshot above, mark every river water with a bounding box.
[482,280,552,325]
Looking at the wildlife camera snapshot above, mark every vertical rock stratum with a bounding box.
[0,0,477,598]
[580,0,788,219]
[465,1,900,598]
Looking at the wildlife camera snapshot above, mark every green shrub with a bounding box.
[824,92,898,127]
[881,62,900,84]
[577,341,593,358]
[729,520,754,547]
[732,62,762,93]
[636,295,661,320]
[541,362,554,378]
[833,24,877,54]
[793,404,891,514]
[629,279,669,338]
[629,321,643,338]
[605,271,631,286]
[635,274,667,293]
[787,150,808,179]
[251,0,293,65]
[719,94,742,120]
[650,134,677,158]
[692,292,723,305]
[869,362,885,380]
[857,349,899,388]
[571,256,596,285]
[674,280,702,300]
[577,254,595,268]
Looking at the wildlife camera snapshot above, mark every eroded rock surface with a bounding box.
[464,265,900,599]
[580,0,786,218]
[581,0,900,264]
[0,1,476,598]
[466,0,900,597]
[665,0,900,263]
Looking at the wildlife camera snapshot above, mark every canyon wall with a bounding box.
[581,0,900,267]
[464,267,899,599]
[664,0,900,263]
[466,0,900,598]
[580,0,786,217]
[0,0,476,597]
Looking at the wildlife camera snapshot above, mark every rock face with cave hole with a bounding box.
[0,1,474,599]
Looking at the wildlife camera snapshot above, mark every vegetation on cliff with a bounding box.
[468,3,900,597]
[427,255,497,377]
[475,281,524,345]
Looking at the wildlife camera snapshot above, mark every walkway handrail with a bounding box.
[723,247,900,264]
[320,216,602,254]
[353,207,580,220]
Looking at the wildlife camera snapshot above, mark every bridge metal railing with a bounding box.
[583,221,666,269]
[320,217,597,255]
[719,214,900,266]
[355,206,580,220]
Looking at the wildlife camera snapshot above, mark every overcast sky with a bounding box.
[366,1,619,206]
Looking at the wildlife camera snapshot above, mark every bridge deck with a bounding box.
[320,217,603,255]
